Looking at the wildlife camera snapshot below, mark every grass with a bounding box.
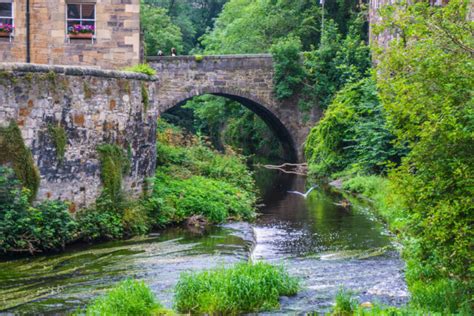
[174,261,299,314]
[83,279,172,315]
[333,288,358,315]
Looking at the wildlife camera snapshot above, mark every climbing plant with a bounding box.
[97,144,130,206]
[48,124,67,163]
[0,121,40,201]
[141,83,149,112]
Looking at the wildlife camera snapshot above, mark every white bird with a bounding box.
[287,185,318,199]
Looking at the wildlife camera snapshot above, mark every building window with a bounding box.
[66,3,95,37]
[0,0,14,36]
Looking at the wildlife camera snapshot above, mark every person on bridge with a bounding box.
[171,48,177,56]
[158,50,164,56]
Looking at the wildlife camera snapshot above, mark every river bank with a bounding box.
[0,170,408,314]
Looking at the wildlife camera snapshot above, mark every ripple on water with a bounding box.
[0,172,408,314]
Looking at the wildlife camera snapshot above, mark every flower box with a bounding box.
[0,31,11,37]
[68,33,93,39]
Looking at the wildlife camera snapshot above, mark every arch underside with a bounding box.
[161,88,297,162]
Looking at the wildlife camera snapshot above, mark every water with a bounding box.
[0,170,407,314]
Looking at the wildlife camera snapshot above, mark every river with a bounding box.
[0,170,408,314]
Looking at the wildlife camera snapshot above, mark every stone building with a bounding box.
[0,0,140,69]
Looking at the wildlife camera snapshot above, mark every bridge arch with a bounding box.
[159,86,298,162]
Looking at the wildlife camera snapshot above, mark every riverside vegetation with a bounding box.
[77,262,299,315]
[301,1,473,314]
[0,119,257,255]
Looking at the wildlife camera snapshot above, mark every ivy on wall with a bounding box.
[0,121,40,201]
[97,144,130,205]
[48,124,67,163]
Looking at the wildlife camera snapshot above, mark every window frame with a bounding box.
[66,2,96,38]
[0,0,14,36]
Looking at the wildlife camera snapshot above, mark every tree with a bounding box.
[141,3,183,55]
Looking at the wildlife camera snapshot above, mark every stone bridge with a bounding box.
[149,54,320,162]
[0,56,320,207]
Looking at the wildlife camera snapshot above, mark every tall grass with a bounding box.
[333,288,358,315]
[174,261,299,314]
[83,279,171,315]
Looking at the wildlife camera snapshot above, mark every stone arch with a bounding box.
[159,87,298,162]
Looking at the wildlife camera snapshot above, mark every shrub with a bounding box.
[0,166,77,254]
[270,36,305,100]
[374,1,473,312]
[150,171,255,224]
[124,63,157,76]
[83,279,171,315]
[305,78,403,177]
[76,195,124,242]
[174,262,299,314]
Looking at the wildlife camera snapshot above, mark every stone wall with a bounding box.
[0,63,157,208]
[0,0,140,69]
[149,55,322,162]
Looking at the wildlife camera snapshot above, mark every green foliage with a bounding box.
[0,167,77,254]
[270,37,305,100]
[140,3,184,55]
[302,17,371,109]
[333,288,358,315]
[124,63,157,76]
[305,78,403,177]
[174,261,299,314]
[151,171,255,224]
[143,0,227,54]
[201,0,360,54]
[373,1,473,312]
[48,124,67,163]
[76,207,124,242]
[147,120,256,225]
[83,279,171,316]
[181,95,284,161]
[0,121,40,201]
[97,144,130,206]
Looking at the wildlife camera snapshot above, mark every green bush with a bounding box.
[76,195,125,242]
[0,166,77,254]
[83,279,171,316]
[270,36,305,100]
[174,262,299,314]
[374,1,473,313]
[150,171,255,224]
[305,78,403,177]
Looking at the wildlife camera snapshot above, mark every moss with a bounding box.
[141,83,149,112]
[24,72,33,83]
[194,55,204,62]
[46,71,56,83]
[48,124,67,163]
[0,121,40,201]
[118,79,131,95]
[83,81,92,99]
[97,144,130,204]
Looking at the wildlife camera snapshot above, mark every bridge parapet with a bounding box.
[0,63,158,208]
